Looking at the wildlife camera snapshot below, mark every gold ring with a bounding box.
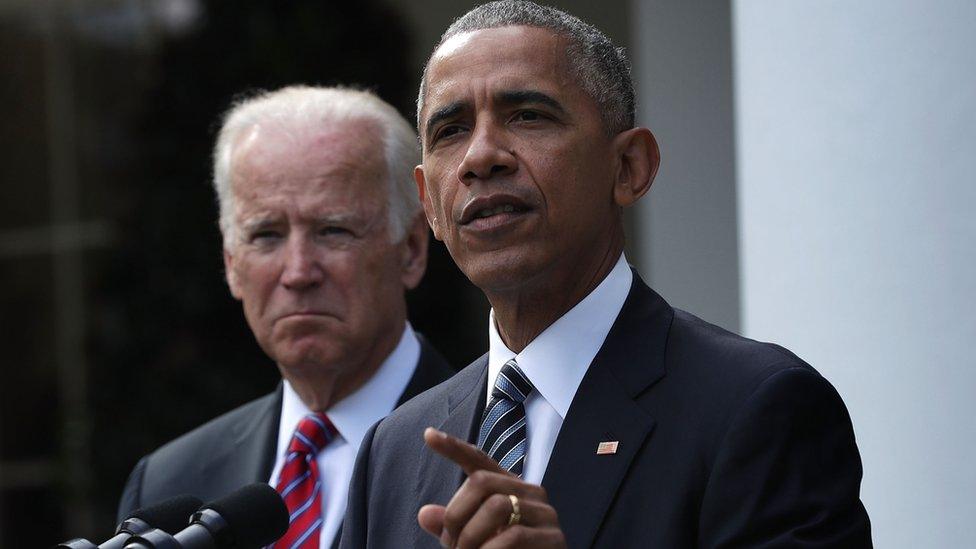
[507,494,521,526]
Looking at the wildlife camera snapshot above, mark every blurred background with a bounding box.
[0,0,973,547]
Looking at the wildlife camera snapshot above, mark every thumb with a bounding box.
[417,504,446,538]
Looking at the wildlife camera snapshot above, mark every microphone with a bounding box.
[102,495,204,548]
[56,495,203,549]
[123,483,289,549]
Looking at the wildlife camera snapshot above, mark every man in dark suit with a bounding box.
[118,86,453,549]
[341,2,871,548]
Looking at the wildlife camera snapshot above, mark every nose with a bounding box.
[280,235,324,290]
[456,122,517,183]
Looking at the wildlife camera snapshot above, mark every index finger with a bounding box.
[424,427,510,476]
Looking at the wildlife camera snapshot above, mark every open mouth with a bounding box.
[460,195,533,226]
[470,203,529,221]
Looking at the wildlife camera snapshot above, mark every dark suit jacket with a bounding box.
[117,335,453,544]
[341,273,871,548]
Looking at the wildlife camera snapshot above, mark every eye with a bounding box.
[318,226,353,238]
[511,109,552,125]
[249,230,282,244]
[432,124,466,144]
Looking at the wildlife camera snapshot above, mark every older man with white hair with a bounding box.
[118,86,453,549]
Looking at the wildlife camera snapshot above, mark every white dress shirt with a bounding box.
[268,323,420,549]
[486,253,632,484]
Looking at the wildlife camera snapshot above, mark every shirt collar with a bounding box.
[278,322,420,454]
[487,253,633,418]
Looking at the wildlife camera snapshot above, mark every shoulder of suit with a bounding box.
[661,307,828,412]
[669,307,810,371]
[374,355,483,438]
[139,391,278,474]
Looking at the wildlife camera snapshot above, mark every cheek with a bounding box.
[538,140,612,209]
[423,181,456,242]
[425,158,459,210]
[236,258,282,311]
[428,183,452,220]
[242,260,275,288]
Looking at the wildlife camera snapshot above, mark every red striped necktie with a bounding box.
[273,412,337,549]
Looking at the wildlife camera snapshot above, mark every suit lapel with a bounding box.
[542,273,673,548]
[201,385,282,491]
[415,356,489,506]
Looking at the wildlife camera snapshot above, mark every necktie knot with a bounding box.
[287,412,337,456]
[491,359,534,404]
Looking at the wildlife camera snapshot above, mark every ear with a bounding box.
[611,127,660,207]
[223,248,243,300]
[399,212,430,290]
[414,164,443,241]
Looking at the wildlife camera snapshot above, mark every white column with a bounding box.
[734,1,976,546]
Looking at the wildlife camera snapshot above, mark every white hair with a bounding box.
[212,85,421,248]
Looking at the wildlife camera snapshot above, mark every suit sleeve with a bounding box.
[698,366,872,548]
[117,456,148,523]
[339,422,378,549]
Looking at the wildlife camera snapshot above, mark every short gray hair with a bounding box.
[213,85,420,248]
[417,0,635,136]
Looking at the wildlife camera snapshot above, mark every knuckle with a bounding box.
[507,525,529,542]
[469,469,491,488]
[538,503,557,524]
[488,493,510,514]
[456,530,475,549]
[443,507,462,531]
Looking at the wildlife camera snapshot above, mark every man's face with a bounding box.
[416,26,621,293]
[224,120,424,377]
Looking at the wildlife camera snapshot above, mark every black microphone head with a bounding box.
[121,494,203,534]
[203,483,288,547]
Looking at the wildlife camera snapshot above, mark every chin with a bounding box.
[271,338,346,372]
[280,355,345,379]
[462,256,548,294]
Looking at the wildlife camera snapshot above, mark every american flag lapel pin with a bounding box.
[596,441,619,455]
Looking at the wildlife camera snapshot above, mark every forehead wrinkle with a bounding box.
[242,158,386,210]
[315,211,365,225]
[422,28,577,113]
[237,201,379,238]
[237,116,383,169]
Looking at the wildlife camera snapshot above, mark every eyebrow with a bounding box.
[424,101,465,142]
[240,211,362,230]
[495,89,566,115]
[240,216,279,233]
[423,89,568,142]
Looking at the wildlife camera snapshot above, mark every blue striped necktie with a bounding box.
[273,412,336,549]
[477,359,534,477]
